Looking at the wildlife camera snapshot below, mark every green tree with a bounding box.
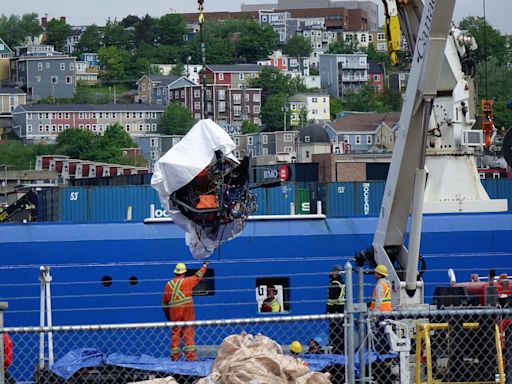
[242,120,259,134]
[158,14,186,46]
[94,123,136,162]
[45,18,71,52]
[133,14,158,47]
[458,16,507,64]
[0,13,42,47]
[55,128,97,159]
[283,35,313,58]
[234,21,279,62]
[261,93,290,131]
[103,18,129,48]
[327,38,362,54]
[76,24,102,53]
[329,97,345,120]
[159,103,196,135]
[171,62,185,76]
[248,67,293,102]
[98,46,128,81]
[120,15,140,29]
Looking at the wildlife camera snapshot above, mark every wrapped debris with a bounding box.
[197,333,331,384]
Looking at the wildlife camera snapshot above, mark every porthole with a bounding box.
[129,276,138,286]
[101,276,113,287]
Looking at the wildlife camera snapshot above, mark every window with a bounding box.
[245,93,250,102]
[253,106,260,114]
[239,73,245,81]
[367,135,373,145]
[233,94,241,104]
[145,123,150,131]
[218,101,226,112]
[284,133,292,142]
[218,73,224,80]
[142,84,147,91]
[233,106,242,116]
[35,76,41,82]
[70,63,74,71]
[151,123,157,131]
[377,33,386,40]
[180,90,185,98]
[262,135,268,144]
[65,113,69,119]
[262,147,268,156]
[248,137,253,146]
[194,89,200,98]
[58,113,63,119]
[304,136,310,143]
[46,62,50,69]
[256,277,289,313]
[37,62,43,70]
[139,124,144,131]
[218,90,225,100]
[125,124,130,131]
[51,76,58,84]
[343,135,350,143]
[355,135,361,145]
[284,146,293,153]
[60,63,65,70]
[27,125,33,132]
[253,93,261,103]
[92,113,97,118]
[38,125,43,132]
[194,101,201,110]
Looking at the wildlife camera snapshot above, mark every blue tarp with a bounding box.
[51,349,397,380]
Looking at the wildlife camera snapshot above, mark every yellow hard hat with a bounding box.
[174,263,187,274]
[289,341,302,354]
[375,264,388,277]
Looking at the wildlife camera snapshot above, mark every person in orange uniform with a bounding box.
[162,261,208,361]
[370,264,392,312]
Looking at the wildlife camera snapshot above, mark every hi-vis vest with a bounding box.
[370,279,392,311]
[167,278,193,307]
[327,280,346,306]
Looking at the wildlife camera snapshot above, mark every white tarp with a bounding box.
[151,119,238,212]
[151,119,244,260]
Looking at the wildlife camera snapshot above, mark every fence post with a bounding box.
[358,266,366,383]
[0,302,8,384]
[345,262,356,384]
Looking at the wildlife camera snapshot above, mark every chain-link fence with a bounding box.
[2,308,512,384]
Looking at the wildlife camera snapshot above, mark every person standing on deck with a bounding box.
[162,261,208,361]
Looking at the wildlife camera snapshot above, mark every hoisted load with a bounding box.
[151,119,256,259]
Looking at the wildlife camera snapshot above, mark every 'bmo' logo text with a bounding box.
[263,169,278,179]
[362,183,370,215]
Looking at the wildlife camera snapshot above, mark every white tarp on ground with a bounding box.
[151,119,243,259]
[196,333,332,384]
[129,377,178,384]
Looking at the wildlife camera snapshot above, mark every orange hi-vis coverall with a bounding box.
[370,278,392,312]
[162,265,207,361]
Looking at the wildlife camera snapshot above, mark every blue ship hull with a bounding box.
[1,213,512,327]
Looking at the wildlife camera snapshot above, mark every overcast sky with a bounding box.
[1,0,510,34]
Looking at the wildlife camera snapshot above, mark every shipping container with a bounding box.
[354,181,385,216]
[326,182,357,217]
[251,163,318,184]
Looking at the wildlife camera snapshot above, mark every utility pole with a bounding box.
[1,164,14,204]
[198,0,208,119]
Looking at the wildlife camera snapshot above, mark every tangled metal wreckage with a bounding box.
[151,119,257,259]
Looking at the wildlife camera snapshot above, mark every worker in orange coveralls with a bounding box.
[162,261,208,361]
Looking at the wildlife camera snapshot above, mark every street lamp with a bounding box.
[0,164,14,204]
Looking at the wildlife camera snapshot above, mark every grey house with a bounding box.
[11,56,76,101]
[319,53,368,98]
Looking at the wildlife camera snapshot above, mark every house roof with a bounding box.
[0,87,26,95]
[289,93,328,102]
[299,124,330,143]
[329,112,400,133]
[207,64,264,73]
[368,60,384,74]
[14,104,166,112]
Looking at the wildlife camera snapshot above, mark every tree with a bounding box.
[261,93,290,131]
[121,15,140,29]
[98,46,128,81]
[158,14,186,46]
[55,129,97,159]
[327,38,362,54]
[171,62,185,76]
[458,16,507,64]
[283,35,313,58]
[248,67,293,102]
[159,103,196,135]
[76,24,103,53]
[133,14,158,47]
[0,13,42,47]
[45,18,71,52]
[242,120,259,134]
[103,18,129,48]
[233,21,279,62]
[330,97,345,120]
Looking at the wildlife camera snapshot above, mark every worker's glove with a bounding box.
[203,261,209,267]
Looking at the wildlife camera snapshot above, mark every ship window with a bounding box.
[129,276,138,286]
[101,276,113,287]
[256,277,290,313]
[188,268,215,296]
